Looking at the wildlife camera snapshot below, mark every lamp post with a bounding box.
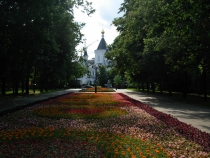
[92,65,99,93]
[74,76,76,88]
[95,66,98,93]
[88,72,91,85]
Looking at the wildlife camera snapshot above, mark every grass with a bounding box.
[129,88,210,109]
[0,92,209,157]
[0,88,64,101]
[1,88,64,95]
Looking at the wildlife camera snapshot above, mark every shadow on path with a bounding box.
[117,89,210,133]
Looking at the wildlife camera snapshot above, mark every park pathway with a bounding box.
[117,89,210,134]
[0,89,79,113]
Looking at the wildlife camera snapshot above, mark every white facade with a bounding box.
[77,30,109,85]
[94,49,108,66]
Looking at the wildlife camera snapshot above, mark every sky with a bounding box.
[74,0,124,59]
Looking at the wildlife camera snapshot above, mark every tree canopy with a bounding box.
[105,0,210,100]
[0,0,95,94]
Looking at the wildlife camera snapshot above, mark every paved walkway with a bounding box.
[0,88,209,134]
[0,89,79,113]
[117,89,210,134]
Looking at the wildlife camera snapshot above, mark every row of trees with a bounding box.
[105,0,210,101]
[0,0,95,94]
[97,66,126,89]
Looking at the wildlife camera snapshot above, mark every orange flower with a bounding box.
[155,149,159,154]
[121,150,126,156]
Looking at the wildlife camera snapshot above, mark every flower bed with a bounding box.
[80,87,115,92]
[117,93,210,152]
[0,92,209,157]
[0,127,168,158]
[40,93,120,106]
[33,105,128,119]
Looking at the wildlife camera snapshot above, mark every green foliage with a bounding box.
[113,75,122,85]
[0,0,95,94]
[80,87,115,92]
[106,0,210,98]
[98,66,108,86]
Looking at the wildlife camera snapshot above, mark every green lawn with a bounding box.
[0,88,63,101]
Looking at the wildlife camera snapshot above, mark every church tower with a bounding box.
[77,30,109,86]
[83,49,88,60]
[94,29,108,66]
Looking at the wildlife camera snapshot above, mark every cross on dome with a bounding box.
[101,29,105,38]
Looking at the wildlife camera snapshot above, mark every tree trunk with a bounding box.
[146,82,149,92]
[168,83,172,96]
[183,72,187,98]
[152,82,155,93]
[160,82,163,94]
[199,74,203,95]
[40,79,43,93]
[12,82,15,94]
[15,82,18,95]
[138,82,140,91]
[33,67,36,93]
[1,75,5,95]
[21,80,24,93]
[142,82,145,91]
[203,68,207,102]
[25,76,29,94]
[166,73,172,96]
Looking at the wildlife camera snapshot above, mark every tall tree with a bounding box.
[107,0,210,102]
[0,0,95,94]
[98,66,107,87]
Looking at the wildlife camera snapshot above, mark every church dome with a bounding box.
[101,29,105,34]
[97,29,107,50]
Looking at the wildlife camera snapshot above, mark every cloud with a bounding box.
[74,0,124,59]
[97,0,123,22]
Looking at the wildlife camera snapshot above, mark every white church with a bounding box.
[77,30,110,86]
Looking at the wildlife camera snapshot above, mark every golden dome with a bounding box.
[101,29,105,34]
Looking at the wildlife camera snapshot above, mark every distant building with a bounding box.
[77,30,110,86]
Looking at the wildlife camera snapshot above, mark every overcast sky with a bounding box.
[74,0,124,59]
